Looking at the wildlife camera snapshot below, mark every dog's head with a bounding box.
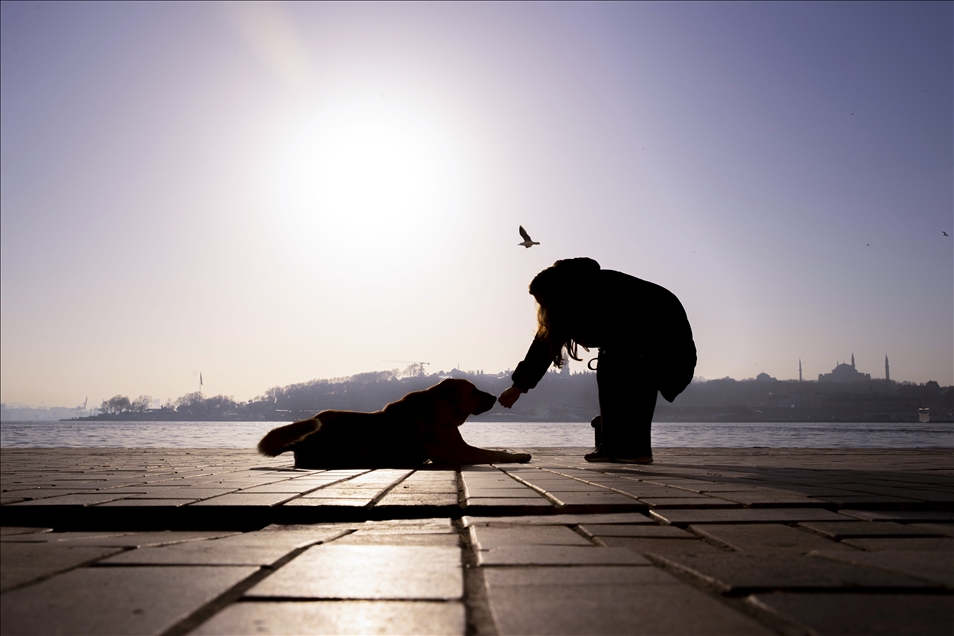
[432,378,496,423]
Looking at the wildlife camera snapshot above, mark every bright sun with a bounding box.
[274,95,461,280]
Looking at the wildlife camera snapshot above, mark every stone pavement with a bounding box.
[1,447,952,635]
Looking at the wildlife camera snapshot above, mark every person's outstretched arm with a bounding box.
[499,337,551,408]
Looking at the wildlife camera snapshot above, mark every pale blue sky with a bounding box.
[2,2,951,406]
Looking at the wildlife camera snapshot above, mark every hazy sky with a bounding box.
[2,2,952,407]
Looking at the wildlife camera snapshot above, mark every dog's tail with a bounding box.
[257,419,319,457]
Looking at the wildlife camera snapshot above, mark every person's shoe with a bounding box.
[584,447,614,462]
[611,455,654,465]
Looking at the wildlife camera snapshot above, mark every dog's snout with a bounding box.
[473,390,496,415]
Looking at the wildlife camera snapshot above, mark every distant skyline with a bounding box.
[2,2,952,407]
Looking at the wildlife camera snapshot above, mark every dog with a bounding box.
[257,378,532,468]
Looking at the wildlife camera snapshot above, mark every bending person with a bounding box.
[498,257,696,463]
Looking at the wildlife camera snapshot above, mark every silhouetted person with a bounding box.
[498,257,696,463]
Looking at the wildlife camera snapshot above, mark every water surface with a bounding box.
[2,420,950,449]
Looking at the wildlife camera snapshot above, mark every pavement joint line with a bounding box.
[365,470,416,507]
[740,595,829,636]
[456,471,466,507]
[455,518,500,636]
[236,596,463,603]
[571,524,608,546]
[682,525,750,552]
[157,531,351,636]
[535,466,651,503]
[645,551,952,597]
[0,544,135,594]
[494,468,566,508]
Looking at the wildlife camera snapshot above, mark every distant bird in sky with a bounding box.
[518,226,540,248]
[944,231,949,237]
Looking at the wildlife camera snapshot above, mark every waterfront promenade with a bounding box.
[2,447,952,635]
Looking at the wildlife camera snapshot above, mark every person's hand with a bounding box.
[498,386,524,409]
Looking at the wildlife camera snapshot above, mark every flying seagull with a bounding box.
[518,226,540,248]
[944,232,949,237]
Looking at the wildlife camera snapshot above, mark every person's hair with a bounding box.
[529,257,600,368]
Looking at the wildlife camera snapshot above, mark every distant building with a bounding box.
[818,354,871,383]
[755,372,778,382]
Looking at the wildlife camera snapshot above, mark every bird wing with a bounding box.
[519,226,532,241]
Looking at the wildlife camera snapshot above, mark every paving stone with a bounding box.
[374,492,460,506]
[123,488,237,498]
[486,579,771,635]
[2,488,102,498]
[462,513,654,527]
[7,493,129,506]
[462,488,546,498]
[586,484,683,497]
[708,491,820,506]
[477,545,648,566]
[357,518,457,534]
[813,494,921,505]
[193,600,466,635]
[651,508,848,526]
[246,545,463,599]
[909,523,954,537]
[483,565,678,586]
[639,497,739,508]
[0,531,131,543]
[598,537,724,555]
[116,497,219,507]
[527,481,611,492]
[464,497,555,508]
[469,526,593,549]
[38,531,239,547]
[0,527,52,536]
[102,529,343,565]
[231,483,320,493]
[332,532,460,546]
[797,520,943,539]
[282,497,372,507]
[847,487,954,502]
[0,543,124,591]
[841,537,954,552]
[749,593,954,636]
[651,552,941,593]
[188,492,301,506]
[810,549,954,587]
[689,524,850,554]
[838,510,954,523]
[549,491,641,506]
[0,565,255,636]
[579,524,694,538]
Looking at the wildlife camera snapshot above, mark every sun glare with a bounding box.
[274,95,462,282]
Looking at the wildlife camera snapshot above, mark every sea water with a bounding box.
[1,420,950,449]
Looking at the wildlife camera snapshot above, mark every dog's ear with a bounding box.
[438,379,480,418]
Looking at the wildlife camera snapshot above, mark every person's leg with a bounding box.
[591,415,602,448]
[596,348,656,461]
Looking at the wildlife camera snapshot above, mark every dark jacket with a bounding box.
[511,270,696,402]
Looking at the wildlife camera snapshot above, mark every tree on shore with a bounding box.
[99,395,131,415]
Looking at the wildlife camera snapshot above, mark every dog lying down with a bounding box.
[257,379,532,468]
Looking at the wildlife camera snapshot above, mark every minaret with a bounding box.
[851,353,855,369]
[885,355,890,382]
[798,358,803,383]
